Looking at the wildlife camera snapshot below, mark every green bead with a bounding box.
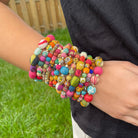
[55,59,59,64]
[38,61,44,66]
[34,48,42,56]
[63,48,69,53]
[71,76,80,87]
[87,55,93,60]
[69,69,74,74]
[37,70,41,74]
[82,73,87,78]
[43,64,48,69]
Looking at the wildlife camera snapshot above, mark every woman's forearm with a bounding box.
[0,2,43,71]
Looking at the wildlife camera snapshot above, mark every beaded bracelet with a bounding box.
[29,35,103,107]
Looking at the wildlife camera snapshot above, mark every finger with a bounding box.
[122,115,138,126]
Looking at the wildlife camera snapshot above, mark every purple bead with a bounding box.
[30,65,36,72]
[57,85,64,91]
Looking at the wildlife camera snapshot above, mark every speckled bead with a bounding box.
[29,71,36,79]
[84,94,93,102]
[38,39,48,49]
[95,56,103,67]
[94,67,103,75]
[80,99,89,107]
[66,90,74,97]
[87,86,96,95]
[76,61,85,70]
[71,76,80,87]
[42,51,48,57]
[60,66,69,75]
[34,48,42,56]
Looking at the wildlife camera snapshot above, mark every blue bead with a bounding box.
[63,48,69,53]
[81,90,86,95]
[69,86,75,91]
[89,69,93,74]
[54,70,59,75]
[60,66,69,75]
[46,57,51,62]
[79,83,83,87]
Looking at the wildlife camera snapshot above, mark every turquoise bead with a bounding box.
[42,51,48,57]
[76,92,81,95]
[34,48,42,56]
[55,59,59,64]
[81,90,86,95]
[60,66,69,75]
[63,48,69,53]
[37,70,41,74]
[82,73,87,78]
[38,61,44,66]
[46,57,51,62]
[87,86,96,95]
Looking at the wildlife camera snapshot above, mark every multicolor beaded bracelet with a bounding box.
[29,35,103,107]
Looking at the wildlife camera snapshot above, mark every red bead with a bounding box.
[37,76,42,80]
[49,81,53,85]
[84,82,89,86]
[75,69,82,77]
[85,59,92,65]
[84,94,93,102]
[79,56,85,62]
[48,53,53,58]
[54,52,58,56]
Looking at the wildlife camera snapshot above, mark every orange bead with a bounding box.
[89,66,94,70]
[56,90,61,94]
[83,68,90,74]
[53,80,57,85]
[45,37,51,42]
[50,76,54,81]
[73,93,80,99]
[49,42,55,48]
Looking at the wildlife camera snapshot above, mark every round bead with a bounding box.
[94,67,103,75]
[66,75,72,81]
[51,71,54,76]
[86,59,92,65]
[54,70,60,75]
[76,92,81,95]
[87,55,93,60]
[65,57,73,65]
[42,51,48,57]
[75,69,82,77]
[49,42,55,48]
[38,39,47,49]
[55,49,60,54]
[56,90,61,94]
[89,69,93,74]
[87,73,92,78]
[64,81,70,87]
[84,82,89,87]
[52,56,57,61]
[48,53,53,58]
[38,61,44,66]
[37,76,42,80]
[57,84,64,91]
[46,34,55,41]
[55,59,59,64]
[46,45,52,51]
[46,57,51,62]
[91,75,99,85]
[63,48,69,53]
[73,93,80,99]
[80,52,87,58]
[61,52,67,58]
[82,73,87,78]
[95,56,103,67]
[79,56,85,62]
[69,69,74,74]
[40,56,45,62]
[30,65,36,72]
[80,77,86,83]
[60,66,69,75]
[63,87,68,92]
[66,90,74,97]
[30,54,39,66]
[64,43,72,49]
[70,76,80,87]
[34,48,42,56]
[69,86,75,92]
[71,46,78,52]
[76,61,84,70]
[83,68,90,74]
[76,86,82,92]
[61,94,66,99]
[73,58,79,63]
[71,63,76,69]
[54,75,58,80]
[84,94,93,102]
[81,90,86,95]
[29,71,36,79]
[87,86,96,95]
[80,99,89,107]
[69,50,75,57]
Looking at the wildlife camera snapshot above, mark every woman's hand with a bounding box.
[91,61,138,126]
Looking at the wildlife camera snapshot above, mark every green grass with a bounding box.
[0,28,73,138]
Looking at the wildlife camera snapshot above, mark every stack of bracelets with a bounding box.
[29,34,103,107]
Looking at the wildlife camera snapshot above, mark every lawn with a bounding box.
[0,29,73,138]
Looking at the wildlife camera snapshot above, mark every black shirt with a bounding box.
[60,0,138,138]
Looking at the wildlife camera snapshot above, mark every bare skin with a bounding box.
[0,2,138,126]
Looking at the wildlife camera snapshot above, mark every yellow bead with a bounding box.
[45,37,51,42]
[50,76,54,81]
[66,75,72,81]
[54,76,58,80]
[71,46,78,52]
[95,56,103,67]
[76,61,84,70]
[76,87,82,92]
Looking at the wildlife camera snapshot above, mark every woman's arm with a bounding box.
[0,2,43,71]
[0,2,138,126]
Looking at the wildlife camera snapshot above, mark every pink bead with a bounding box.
[71,63,76,69]
[75,69,82,77]
[87,73,92,78]
[61,94,66,99]
[37,67,43,72]
[45,61,49,65]
[86,59,92,65]
[94,67,103,75]
[52,55,57,61]
[91,75,99,85]
[61,52,67,58]
[84,82,89,86]
[43,68,47,73]
[78,84,83,88]
[51,71,54,76]
[66,90,74,97]
[47,66,52,71]
[63,87,68,92]
[69,50,75,57]
[47,34,55,41]
[29,71,36,79]
[75,54,80,58]
[55,49,60,54]
[56,65,61,70]
[59,45,63,49]
[40,56,45,62]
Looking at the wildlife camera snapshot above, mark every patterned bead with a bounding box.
[63,48,69,53]
[40,56,46,62]
[80,52,87,58]
[69,86,75,92]
[38,61,44,66]
[65,57,73,65]
[42,51,48,57]
[94,67,103,75]
[34,48,42,56]
[80,77,86,83]
[76,86,82,92]
[87,55,93,60]
[55,59,59,64]
[91,75,99,85]
[30,54,39,66]
[73,92,80,99]
[69,69,74,74]
[82,73,87,78]
[95,56,103,67]
[76,61,85,70]
[29,71,36,79]
[79,56,85,62]
[61,52,67,58]
[83,68,90,74]
[66,75,72,81]
[71,76,80,87]
[84,94,93,102]
[46,57,51,62]
[87,86,96,95]
[81,90,86,95]
[60,66,69,75]
[38,39,47,49]
[80,99,89,107]
[71,46,78,52]
[66,90,74,97]
[54,70,60,75]
[75,69,82,77]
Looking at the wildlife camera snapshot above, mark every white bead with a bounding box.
[80,52,87,58]
[38,39,48,49]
